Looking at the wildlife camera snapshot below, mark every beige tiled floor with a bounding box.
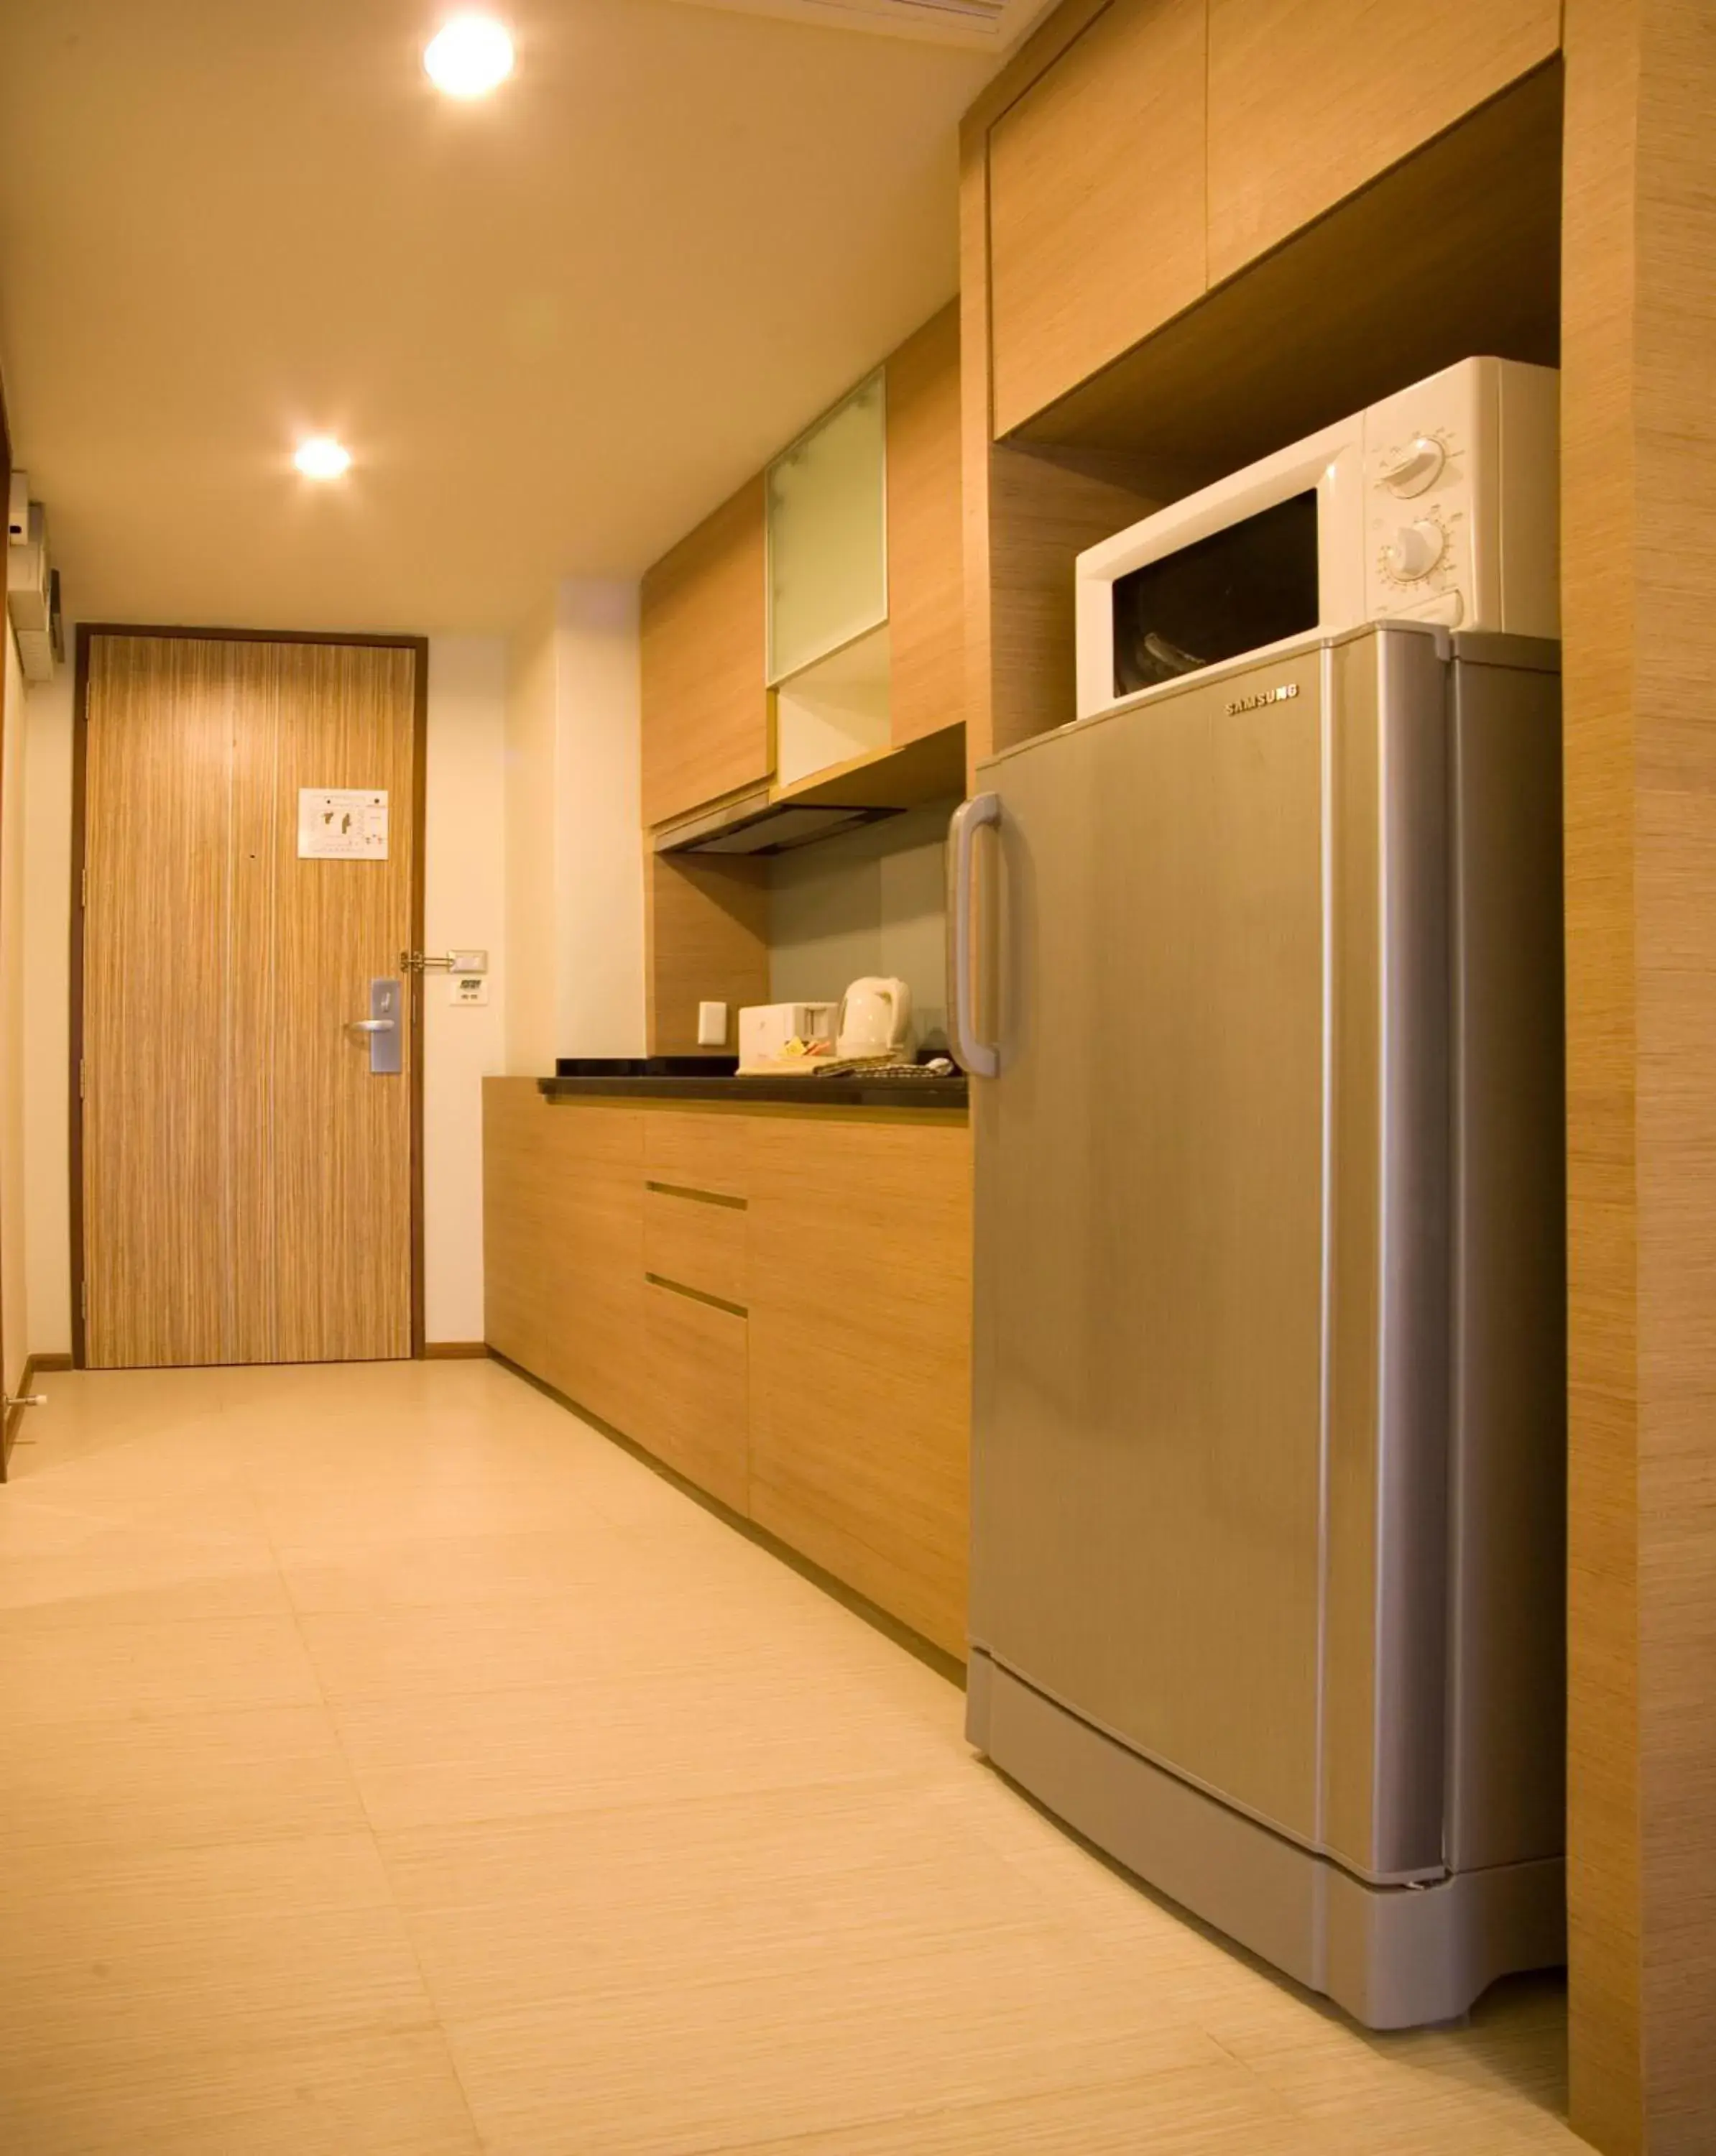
[0,1360,1581,2154]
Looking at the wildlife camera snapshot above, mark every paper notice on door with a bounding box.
[297,788,389,860]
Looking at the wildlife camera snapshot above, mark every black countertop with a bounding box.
[538,1059,968,1110]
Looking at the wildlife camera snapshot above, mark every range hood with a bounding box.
[657,791,900,858]
[652,722,967,860]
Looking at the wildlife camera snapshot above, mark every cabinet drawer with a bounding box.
[640,1281,749,1514]
[643,1186,747,1309]
[644,1110,750,1200]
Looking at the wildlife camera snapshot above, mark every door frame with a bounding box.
[69,623,431,1368]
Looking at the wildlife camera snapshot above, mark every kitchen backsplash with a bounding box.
[767,799,956,1051]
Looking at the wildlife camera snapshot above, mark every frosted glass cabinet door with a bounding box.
[767,372,887,684]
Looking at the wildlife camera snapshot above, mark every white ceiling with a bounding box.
[0,0,1001,635]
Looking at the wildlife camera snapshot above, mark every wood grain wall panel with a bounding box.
[987,446,1158,755]
[82,638,233,1368]
[886,303,964,747]
[747,1115,972,1657]
[640,477,770,828]
[1205,0,1562,285]
[645,852,770,1058]
[1562,0,1716,2147]
[988,0,1207,438]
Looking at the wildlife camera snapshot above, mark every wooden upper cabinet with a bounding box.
[640,476,770,828]
[886,303,964,745]
[987,0,1207,438]
[1205,0,1561,284]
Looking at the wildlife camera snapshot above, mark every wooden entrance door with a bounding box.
[76,631,425,1368]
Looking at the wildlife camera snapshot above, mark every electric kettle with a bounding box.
[836,977,912,1060]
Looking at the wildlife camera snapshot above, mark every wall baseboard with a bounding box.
[1,1351,74,1479]
[422,1341,491,1360]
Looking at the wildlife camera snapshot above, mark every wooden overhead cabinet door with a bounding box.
[640,476,770,828]
[885,302,964,746]
[81,632,420,1368]
[987,0,1207,438]
[1205,0,1562,284]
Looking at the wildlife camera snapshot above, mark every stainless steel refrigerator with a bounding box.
[949,622,1566,2028]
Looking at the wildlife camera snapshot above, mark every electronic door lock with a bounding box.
[350,979,403,1073]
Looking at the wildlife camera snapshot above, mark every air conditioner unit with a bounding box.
[7,498,63,683]
[663,0,1051,47]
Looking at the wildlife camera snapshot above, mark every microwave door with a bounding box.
[1111,489,1320,699]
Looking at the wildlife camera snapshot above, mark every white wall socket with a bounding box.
[696,1000,729,1047]
[450,975,489,1006]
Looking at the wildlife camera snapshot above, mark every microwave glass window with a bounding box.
[1112,491,1320,696]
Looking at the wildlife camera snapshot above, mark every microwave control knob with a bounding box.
[1383,517,1447,583]
[1378,435,1447,497]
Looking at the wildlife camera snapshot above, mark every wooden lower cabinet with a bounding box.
[484,1084,972,1659]
[482,1082,644,1436]
[747,1118,972,1659]
[640,1280,749,1515]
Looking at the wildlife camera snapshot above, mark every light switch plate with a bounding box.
[697,1000,728,1046]
[450,975,489,1006]
[449,948,488,975]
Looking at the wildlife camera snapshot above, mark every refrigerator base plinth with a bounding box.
[967,1649,1565,2031]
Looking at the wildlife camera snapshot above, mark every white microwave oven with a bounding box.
[1074,356,1559,719]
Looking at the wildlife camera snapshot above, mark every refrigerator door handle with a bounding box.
[947,792,1000,1078]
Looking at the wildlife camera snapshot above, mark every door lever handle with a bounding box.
[353,979,404,1074]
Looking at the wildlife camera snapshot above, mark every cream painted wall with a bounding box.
[20,655,71,1360]
[424,635,509,1345]
[504,579,647,1074]
[1,625,32,1392]
[503,595,559,1077]
[14,633,510,1359]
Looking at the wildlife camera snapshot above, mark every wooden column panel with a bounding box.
[640,476,769,829]
[1562,4,1716,2149]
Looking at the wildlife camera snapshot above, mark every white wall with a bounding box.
[1,626,32,1391]
[20,655,72,1360]
[504,579,646,1073]
[424,635,509,1345]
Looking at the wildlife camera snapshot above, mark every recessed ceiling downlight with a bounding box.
[424,13,515,98]
[294,437,351,481]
